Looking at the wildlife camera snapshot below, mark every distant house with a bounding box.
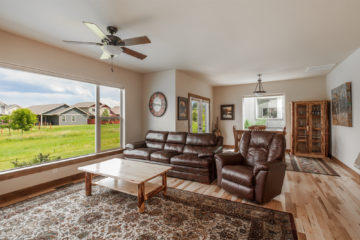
[7,104,22,114]
[0,101,22,115]
[112,106,120,116]
[0,101,6,115]
[28,103,89,126]
[72,102,118,124]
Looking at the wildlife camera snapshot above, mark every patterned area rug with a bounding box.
[286,154,339,176]
[0,181,297,240]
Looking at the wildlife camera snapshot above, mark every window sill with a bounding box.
[0,149,123,181]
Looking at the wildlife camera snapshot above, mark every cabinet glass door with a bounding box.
[309,103,323,154]
[295,103,309,154]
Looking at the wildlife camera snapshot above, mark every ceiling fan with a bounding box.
[63,22,151,61]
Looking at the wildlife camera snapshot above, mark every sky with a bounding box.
[0,67,120,108]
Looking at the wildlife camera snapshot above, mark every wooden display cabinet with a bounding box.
[291,101,329,158]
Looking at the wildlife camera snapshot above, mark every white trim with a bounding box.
[95,85,101,153]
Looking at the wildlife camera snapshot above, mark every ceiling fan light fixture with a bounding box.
[101,45,123,56]
[253,74,266,96]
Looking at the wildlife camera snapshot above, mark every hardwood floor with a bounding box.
[1,158,359,240]
[164,158,360,240]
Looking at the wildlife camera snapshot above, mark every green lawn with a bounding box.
[0,124,120,171]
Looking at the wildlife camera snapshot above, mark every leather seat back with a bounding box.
[145,130,168,149]
[239,131,285,167]
[164,132,187,152]
[183,133,218,154]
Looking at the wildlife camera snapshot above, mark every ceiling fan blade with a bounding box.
[121,47,147,60]
[100,51,112,60]
[122,36,151,46]
[83,21,110,41]
[63,40,103,46]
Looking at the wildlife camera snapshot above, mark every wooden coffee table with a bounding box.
[78,158,172,213]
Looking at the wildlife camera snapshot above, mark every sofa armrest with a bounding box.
[198,145,223,158]
[214,152,243,186]
[253,161,286,176]
[198,152,214,158]
[125,141,146,150]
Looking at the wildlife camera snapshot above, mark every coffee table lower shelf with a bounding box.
[94,177,161,197]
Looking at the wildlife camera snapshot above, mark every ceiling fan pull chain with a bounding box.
[111,55,114,72]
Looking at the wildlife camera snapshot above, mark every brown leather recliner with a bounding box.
[215,131,286,204]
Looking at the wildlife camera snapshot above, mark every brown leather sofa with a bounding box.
[215,131,286,203]
[124,130,223,184]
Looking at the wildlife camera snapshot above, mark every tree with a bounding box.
[102,108,110,117]
[10,108,37,135]
[0,115,11,135]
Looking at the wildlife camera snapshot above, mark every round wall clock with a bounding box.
[149,92,167,117]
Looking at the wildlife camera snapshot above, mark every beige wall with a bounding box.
[0,29,144,195]
[142,69,213,133]
[175,70,213,132]
[326,48,360,174]
[213,76,327,148]
[143,70,176,132]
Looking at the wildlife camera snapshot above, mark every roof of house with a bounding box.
[56,107,89,116]
[72,102,95,108]
[27,104,69,115]
[112,106,120,115]
[0,101,7,106]
[7,104,21,109]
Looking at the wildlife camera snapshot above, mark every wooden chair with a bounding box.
[248,125,266,131]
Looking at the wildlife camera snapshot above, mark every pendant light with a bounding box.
[253,74,266,96]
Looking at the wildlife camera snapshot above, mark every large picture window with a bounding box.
[0,67,124,172]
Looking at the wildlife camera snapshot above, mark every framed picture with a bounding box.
[221,104,234,120]
[331,82,352,127]
[178,97,188,120]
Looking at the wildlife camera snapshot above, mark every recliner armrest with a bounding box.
[215,152,243,168]
[253,161,286,176]
[215,152,243,186]
[125,141,146,150]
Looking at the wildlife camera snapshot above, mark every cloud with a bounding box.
[0,67,121,107]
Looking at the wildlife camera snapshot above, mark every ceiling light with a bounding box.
[253,74,266,96]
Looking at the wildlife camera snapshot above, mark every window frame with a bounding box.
[71,115,76,122]
[0,64,126,177]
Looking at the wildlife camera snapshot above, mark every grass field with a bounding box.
[0,124,120,171]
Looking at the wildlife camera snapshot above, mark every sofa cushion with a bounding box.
[164,143,184,152]
[222,165,254,187]
[123,148,158,160]
[146,141,165,150]
[186,133,216,146]
[166,132,187,144]
[183,145,216,155]
[145,130,168,142]
[170,154,211,168]
[150,150,180,164]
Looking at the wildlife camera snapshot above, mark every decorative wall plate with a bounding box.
[149,92,167,117]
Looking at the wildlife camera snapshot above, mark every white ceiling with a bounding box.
[0,0,360,85]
